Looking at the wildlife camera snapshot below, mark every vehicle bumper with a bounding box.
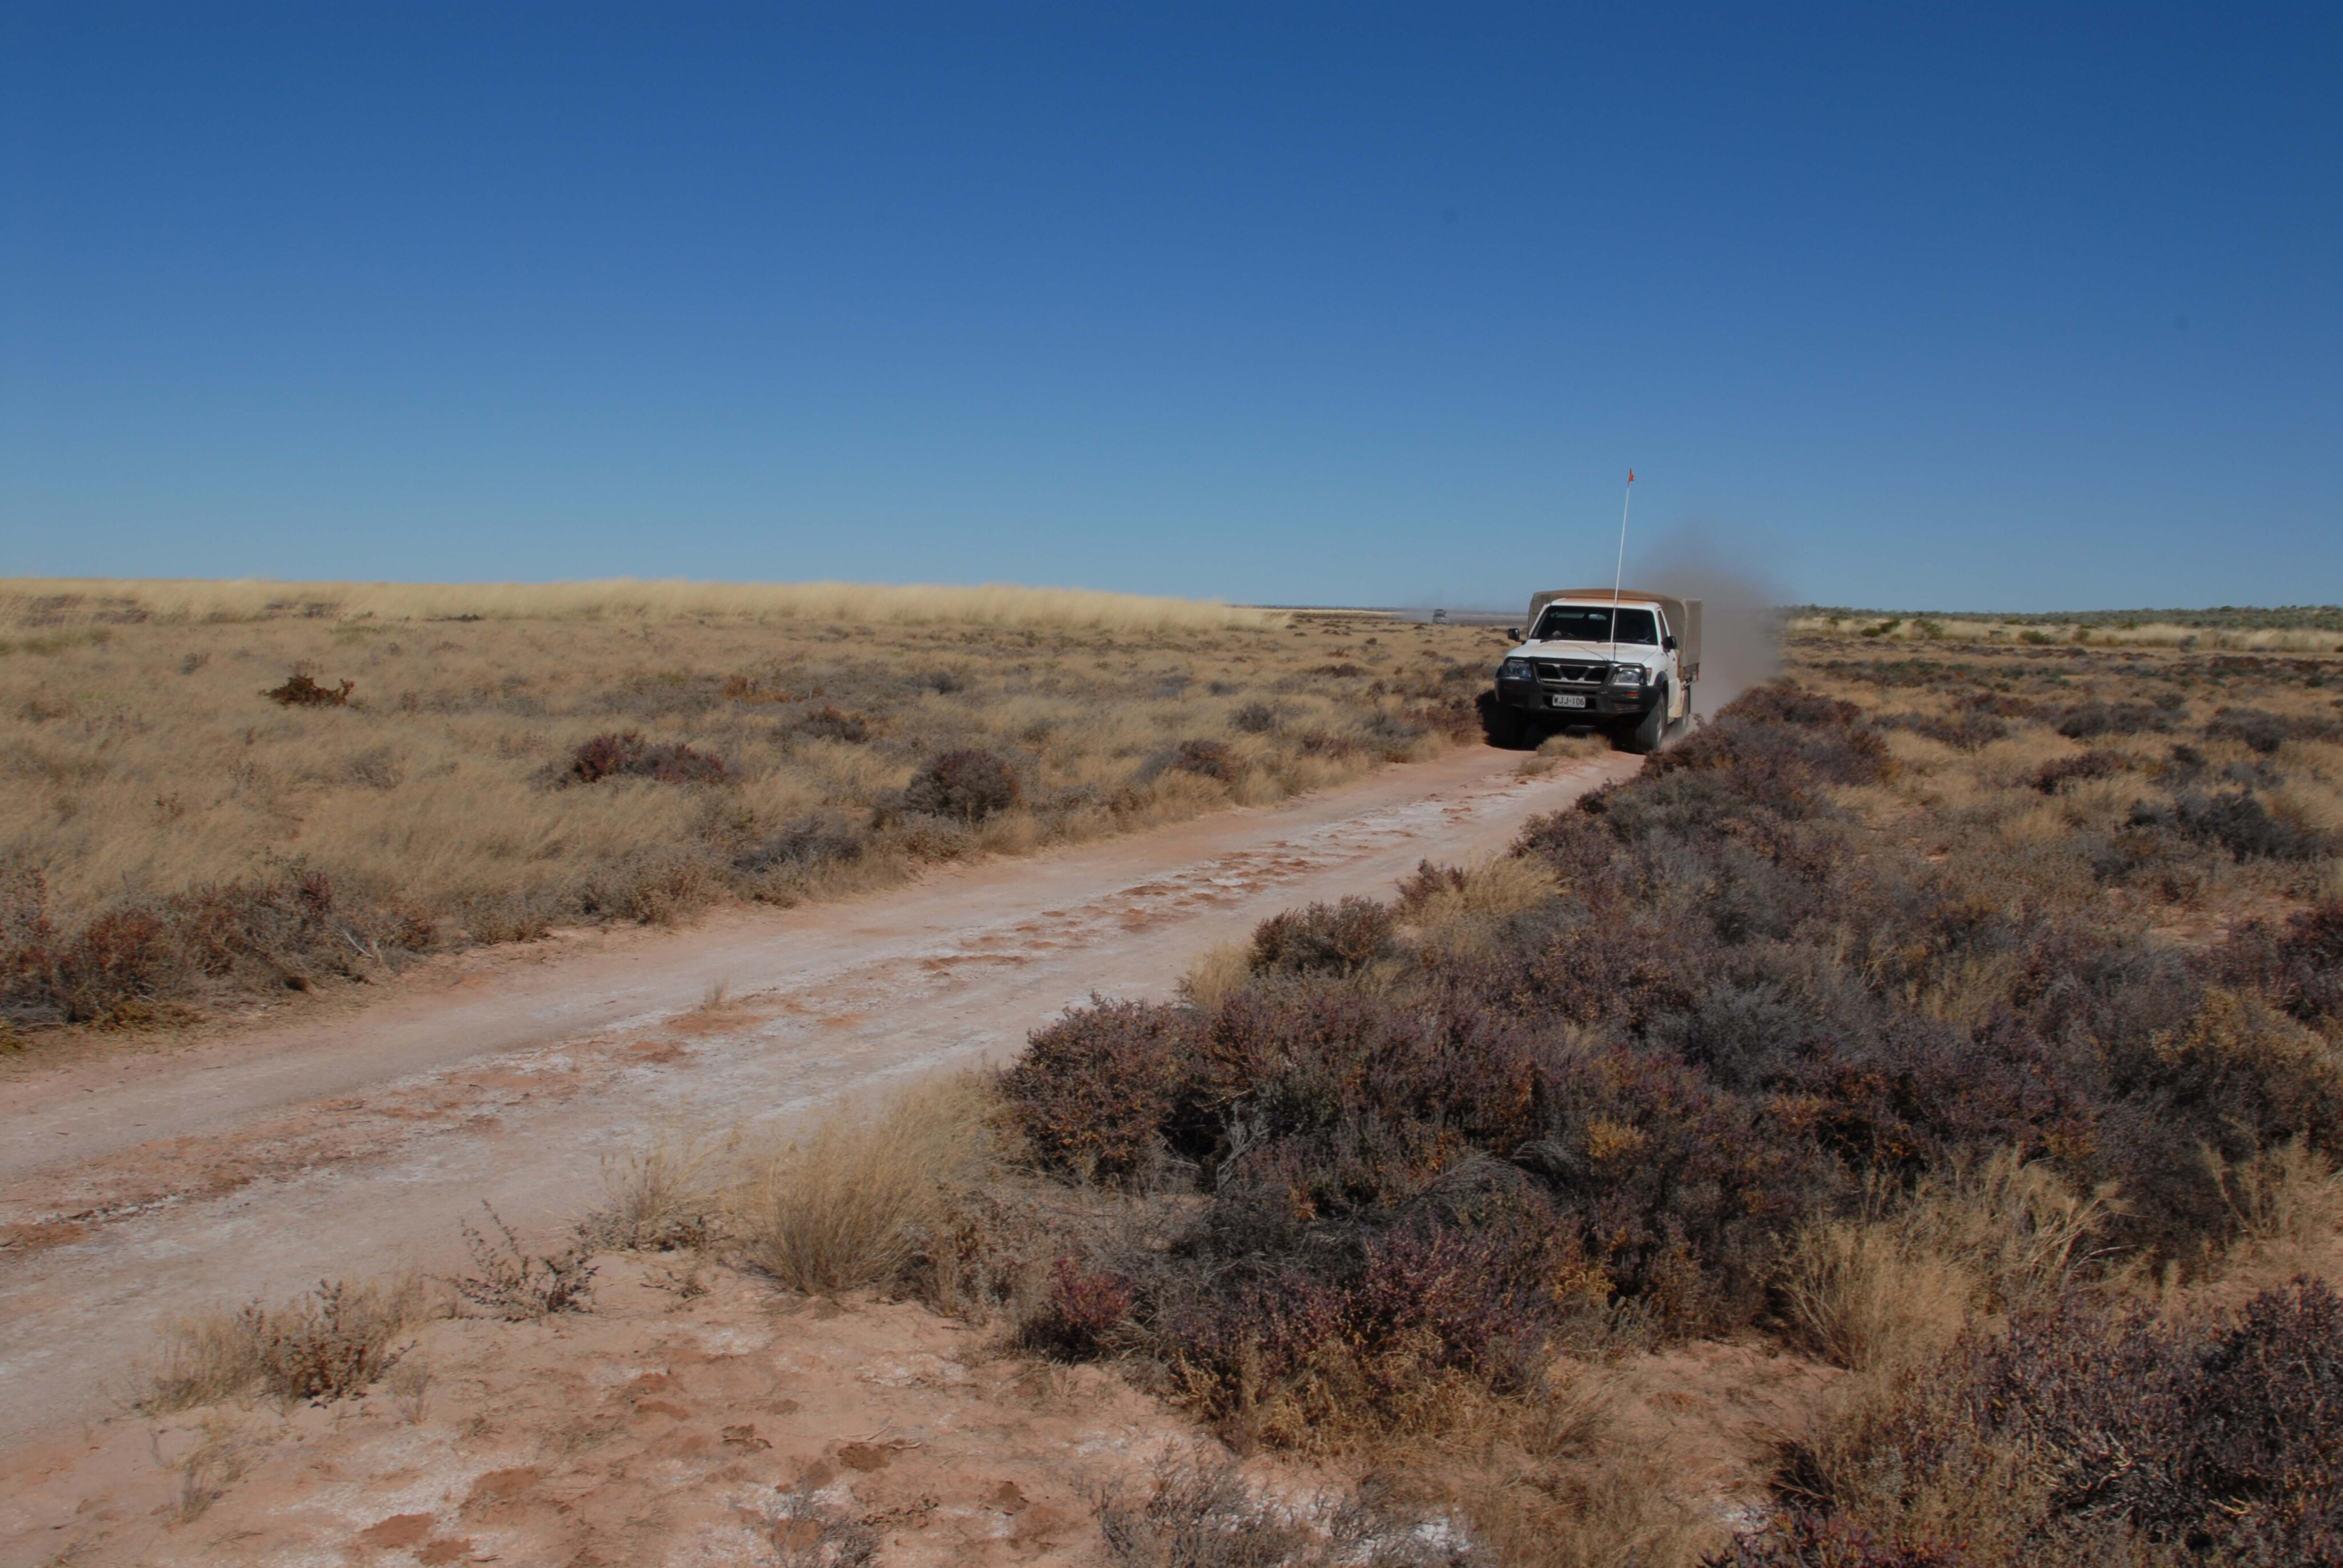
[1495,678,1657,719]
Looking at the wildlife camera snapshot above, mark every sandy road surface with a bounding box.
[0,745,1633,1446]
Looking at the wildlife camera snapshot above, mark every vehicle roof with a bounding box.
[1528,588,1690,630]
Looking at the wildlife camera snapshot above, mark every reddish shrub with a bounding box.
[263,672,354,707]
[2032,750,2123,793]
[1153,1266,1351,1402]
[1392,859,1468,913]
[1002,1000,1204,1183]
[1641,684,1892,808]
[902,749,1020,822]
[2214,901,2343,1026]
[566,730,727,786]
[2055,699,2171,739]
[2,867,426,1027]
[52,909,174,1019]
[1168,738,1237,782]
[1230,702,1277,734]
[793,706,871,743]
[1022,1259,1136,1357]
[1248,897,1393,976]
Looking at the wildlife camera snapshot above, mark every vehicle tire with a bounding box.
[1615,697,1666,755]
[1478,691,1531,750]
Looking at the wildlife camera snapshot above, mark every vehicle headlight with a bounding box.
[1608,664,1645,686]
[1500,659,1532,679]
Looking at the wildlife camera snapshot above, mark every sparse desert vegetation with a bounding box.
[953,621,2343,1563]
[0,580,1498,1036]
[22,608,2343,1566]
[1789,602,2343,653]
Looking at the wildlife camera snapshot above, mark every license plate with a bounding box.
[1551,694,1587,709]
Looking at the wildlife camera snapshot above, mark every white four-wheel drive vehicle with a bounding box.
[1483,588,1702,755]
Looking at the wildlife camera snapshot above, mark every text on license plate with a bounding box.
[1551,694,1587,709]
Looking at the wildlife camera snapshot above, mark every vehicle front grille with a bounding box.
[1534,660,1609,684]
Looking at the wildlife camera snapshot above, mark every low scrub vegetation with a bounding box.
[135,1276,424,1413]
[451,1203,598,1320]
[2,591,1494,1036]
[563,729,729,785]
[971,640,2343,1562]
[1756,1280,2343,1567]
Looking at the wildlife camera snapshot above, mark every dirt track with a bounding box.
[0,744,1634,1448]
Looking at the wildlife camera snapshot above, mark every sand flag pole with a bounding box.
[1609,469,1635,661]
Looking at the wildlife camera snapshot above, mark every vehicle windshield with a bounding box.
[1532,605,1659,646]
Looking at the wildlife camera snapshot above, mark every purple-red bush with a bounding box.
[2056,700,2172,739]
[2032,750,2124,793]
[2,865,427,1028]
[1002,999,1204,1183]
[1020,1259,1137,1358]
[566,730,728,785]
[2214,901,2343,1027]
[1167,738,1238,782]
[264,672,354,707]
[793,706,872,743]
[1247,897,1394,977]
[902,748,1020,822]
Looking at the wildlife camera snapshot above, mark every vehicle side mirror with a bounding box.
[1505,628,1520,642]
[1663,635,1678,651]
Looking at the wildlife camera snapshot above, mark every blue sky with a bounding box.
[3,4,2338,611]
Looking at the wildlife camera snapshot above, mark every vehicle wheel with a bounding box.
[1615,699,1666,755]
[1478,691,1531,750]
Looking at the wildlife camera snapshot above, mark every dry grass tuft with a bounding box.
[733,1077,992,1294]
[166,1414,260,1524]
[1462,1448,1718,1568]
[134,1275,425,1413]
[1784,1153,2110,1373]
[577,1127,732,1253]
[2212,1137,2343,1280]
[1177,941,1254,1010]
[1781,1216,1975,1375]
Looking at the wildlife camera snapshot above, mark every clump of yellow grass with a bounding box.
[0,577,1278,633]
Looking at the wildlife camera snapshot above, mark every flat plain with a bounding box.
[5,595,2342,1568]
[1,580,1493,1038]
